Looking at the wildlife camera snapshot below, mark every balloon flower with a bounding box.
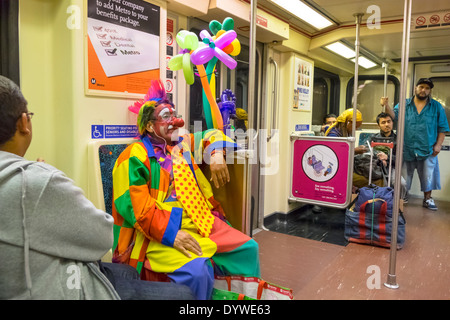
[168,17,241,132]
[168,30,198,85]
[190,30,237,69]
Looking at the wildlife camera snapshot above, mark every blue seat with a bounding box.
[98,144,129,214]
[87,139,135,215]
[358,132,376,147]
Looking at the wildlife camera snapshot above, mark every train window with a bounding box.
[0,0,20,85]
[234,44,250,117]
[188,27,222,132]
[428,77,450,136]
[312,68,340,126]
[187,31,260,134]
[346,75,400,124]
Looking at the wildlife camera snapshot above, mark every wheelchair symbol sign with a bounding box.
[91,125,104,139]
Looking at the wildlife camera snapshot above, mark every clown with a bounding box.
[111,80,260,300]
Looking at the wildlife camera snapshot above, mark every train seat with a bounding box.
[88,139,135,215]
[357,131,377,146]
[87,136,248,263]
[88,139,136,262]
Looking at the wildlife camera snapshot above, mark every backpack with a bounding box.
[353,153,386,180]
[345,184,406,249]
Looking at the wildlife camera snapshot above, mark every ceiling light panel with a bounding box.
[271,0,334,30]
[325,42,356,59]
[351,56,377,69]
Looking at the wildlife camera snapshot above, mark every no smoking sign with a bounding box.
[414,11,450,28]
[416,16,426,26]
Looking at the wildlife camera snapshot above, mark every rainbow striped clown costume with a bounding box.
[111,81,260,300]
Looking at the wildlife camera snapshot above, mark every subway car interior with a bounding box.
[1,0,449,300]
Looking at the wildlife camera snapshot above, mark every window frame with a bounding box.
[346,75,400,124]
[312,67,340,125]
[0,0,20,85]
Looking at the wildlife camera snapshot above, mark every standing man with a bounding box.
[381,78,449,210]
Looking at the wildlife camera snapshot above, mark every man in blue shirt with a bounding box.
[382,78,449,211]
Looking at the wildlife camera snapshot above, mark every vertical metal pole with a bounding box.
[383,62,389,112]
[245,0,257,235]
[248,0,257,118]
[384,0,412,290]
[352,13,363,136]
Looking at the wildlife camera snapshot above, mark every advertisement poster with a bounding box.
[292,57,312,111]
[291,137,352,207]
[86,0,161,96]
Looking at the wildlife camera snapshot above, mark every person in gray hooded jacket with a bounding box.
[0,75,194,300]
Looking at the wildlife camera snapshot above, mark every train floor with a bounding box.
[255,197,450,300]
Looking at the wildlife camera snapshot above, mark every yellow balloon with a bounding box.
[230,39,241,56]
[216,29,226,37]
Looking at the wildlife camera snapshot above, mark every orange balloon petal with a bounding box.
[223,44,233,54]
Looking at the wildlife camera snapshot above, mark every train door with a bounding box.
[224,34,265,235]
[258,48,285,230]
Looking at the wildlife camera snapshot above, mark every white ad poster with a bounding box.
[86,0,161,95]
[87,18,159,77]
[293,57,312,111]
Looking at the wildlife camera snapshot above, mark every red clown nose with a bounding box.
[173,117,185,128]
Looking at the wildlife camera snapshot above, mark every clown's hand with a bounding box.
[173,230,202,258]
[209,151,230,189]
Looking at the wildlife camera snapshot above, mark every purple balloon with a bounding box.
[215,30,236,49]
[190,47,215,65]
[191,30,238,69]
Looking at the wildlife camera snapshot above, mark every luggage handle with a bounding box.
[257,280,267,300]
[223,276,267,300]
[371,141,394,149]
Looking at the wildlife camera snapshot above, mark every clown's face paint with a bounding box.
[150,103,184,144]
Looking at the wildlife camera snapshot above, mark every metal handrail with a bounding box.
[267,57,278,141]
[383,62,389,112]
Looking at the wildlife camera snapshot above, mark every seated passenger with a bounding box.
[320,113,337,135]
[234,107,248,132]
[0,75,194,300]
[371,112,407,198]
[324,108,367,154]
[111,80,260,300]
[324,109,384,189]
